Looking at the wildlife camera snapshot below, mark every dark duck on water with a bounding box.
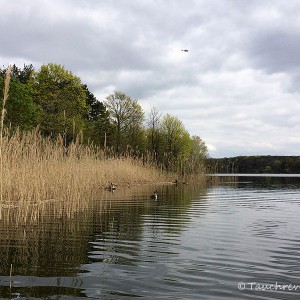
[150,191,158,200]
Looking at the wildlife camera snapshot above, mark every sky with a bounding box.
[1,0,300,158]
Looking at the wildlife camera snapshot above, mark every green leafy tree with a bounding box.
[160,114,189,154]
[158,114,189,170]
[33,64,88,143]
[184,135,208,174]
[154,114,208,174]
[104,91,144,155]
[0,65,39,130]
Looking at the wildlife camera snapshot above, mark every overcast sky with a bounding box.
[1,0,300,157]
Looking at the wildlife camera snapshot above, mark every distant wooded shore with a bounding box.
[207,156,300,174]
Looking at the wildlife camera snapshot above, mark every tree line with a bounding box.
[0,63,208,175]
[207,156,300,174]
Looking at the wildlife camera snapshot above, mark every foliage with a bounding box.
[0,65,39,130]
[104,91,144,154]
[0,64,34,84]
[159,114,190,170]
[145,110,208,175]
[32,63,88,143]
[82,84,111,146]
[184,135,208,174]
[1,63,208,176]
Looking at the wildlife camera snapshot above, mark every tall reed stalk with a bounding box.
[0,66,12,208]
[0,128,171,223]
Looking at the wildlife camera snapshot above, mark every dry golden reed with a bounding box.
[0,128,170,222]
[0,66,12,207]
[0,66,169,223]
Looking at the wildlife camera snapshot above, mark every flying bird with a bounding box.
[181,49,189,52]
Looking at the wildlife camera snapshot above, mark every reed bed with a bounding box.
[0,128,170,223]
[0,67,204,224]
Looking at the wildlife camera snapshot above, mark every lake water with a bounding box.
[1,175,300,299]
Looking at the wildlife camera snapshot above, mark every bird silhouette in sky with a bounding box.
[181,49,189,52]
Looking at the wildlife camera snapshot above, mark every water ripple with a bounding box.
[1,179,300,299]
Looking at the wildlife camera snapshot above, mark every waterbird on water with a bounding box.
[106,182,117,191]
[181,49,189,52]
[150,191,158,200]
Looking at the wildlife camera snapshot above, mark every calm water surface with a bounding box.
[1,175,300,299]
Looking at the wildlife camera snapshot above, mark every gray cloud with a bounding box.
[247,29,300,73]
[1,0,300,157]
